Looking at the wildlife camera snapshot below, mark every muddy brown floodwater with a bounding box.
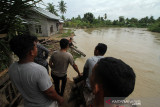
[66,28,160,107]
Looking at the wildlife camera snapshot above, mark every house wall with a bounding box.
[28,12,60,37]
[59,23,63,30]
[29,13,48,36]
[47,19,59,36]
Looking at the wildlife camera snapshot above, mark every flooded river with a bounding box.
[67,28,160,107]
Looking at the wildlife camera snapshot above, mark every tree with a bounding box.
[71,17,75,21]
[77,15,81,20]
[58,0,67,15]
[61,15,65,21]
[83,12,94,23]
[157,17,160,22]
[119,16,125,22]
[149,16,155,23]
[139,16,149,27]
[101,17,104,21]
[98,15,101,21]
[126,18,129,24]
[46,3,58,16]
[113,20,118,25]
[130,18,138,23]
[118,16,125,26]
[0,0,42,34]
[0,0,41,72]
[104,13,107,20]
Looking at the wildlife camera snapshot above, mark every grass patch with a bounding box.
[59,29,74,38]
[44,45,53,49]
[68,48,81,60]
[72,52,81,60]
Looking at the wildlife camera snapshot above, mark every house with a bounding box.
[28,7,63,37]
[58,20,64,30]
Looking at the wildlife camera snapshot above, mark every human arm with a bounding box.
[43,86,64,104]
[37,67,64,104]
[83,59,89,80]
[49,59,54,69]
[39,43,49,59]
[69,54,81,76]
[72,64,81,76]
[49,54,54,68]
[83,66,89,80]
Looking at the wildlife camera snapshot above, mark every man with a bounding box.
[49,38,80,96]
[9,35,63,107]
[33,36,49,73]
[90,57,136,107]
[68,37,74,47]
[83,43,107,90]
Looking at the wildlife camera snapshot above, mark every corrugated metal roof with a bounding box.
[32,7,60,20]
[59,20,64,23]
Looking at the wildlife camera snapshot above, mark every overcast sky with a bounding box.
[39,0,160,20]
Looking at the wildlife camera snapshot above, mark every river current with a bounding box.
[67,28,160,107]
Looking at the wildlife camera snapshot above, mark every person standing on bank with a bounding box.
[83,43,107,90]
[33,36,49,73]
[9,35,64,107]
[49,38,81,96]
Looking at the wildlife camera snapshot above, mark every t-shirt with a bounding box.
[84,56,104,89]
[8,62,53,107]
[34,43,49,67]
[50,50,74,77]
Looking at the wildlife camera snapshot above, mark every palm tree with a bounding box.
[61,15,65,21]
[58,0,67,14]
[104,13,107,20]
[46,3,58,16]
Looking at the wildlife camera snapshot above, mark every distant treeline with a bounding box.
[64,12,160,33]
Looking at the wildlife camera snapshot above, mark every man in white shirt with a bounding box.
[83,43,107,90]
[9,35,63,107]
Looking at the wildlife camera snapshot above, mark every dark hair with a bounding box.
[94,57,136,97]
[70,37,73,40]
[60,38,69,49]
[9,35,36,59]
[32,36,38,42]
[95,43,107,55]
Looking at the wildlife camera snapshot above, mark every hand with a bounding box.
[58,96,64,105]
[78,73,82,77]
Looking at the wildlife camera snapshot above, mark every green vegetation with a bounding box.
[68,49,81,60]
[46,3,58,16]
[148,22,160,33]
[59,29,74,38]
[0,0,41,72]
[72,52,81,60]
[0,39,11,71]
[64,12,160,33]
[46,0,67,20]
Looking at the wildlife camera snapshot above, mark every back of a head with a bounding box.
[70,37,73,40]
[60,38,69,49]
[95,43,107,55]
[9,35,36,59]
[32,35,38,42]
[94,57,136,98]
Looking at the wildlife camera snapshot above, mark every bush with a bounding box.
[148,22,160,33]
[60,29,74,37]
[0,38,12,72]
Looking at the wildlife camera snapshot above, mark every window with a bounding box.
[56,23,59,31]
[35,25,42,34]
[50,25,53,33]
